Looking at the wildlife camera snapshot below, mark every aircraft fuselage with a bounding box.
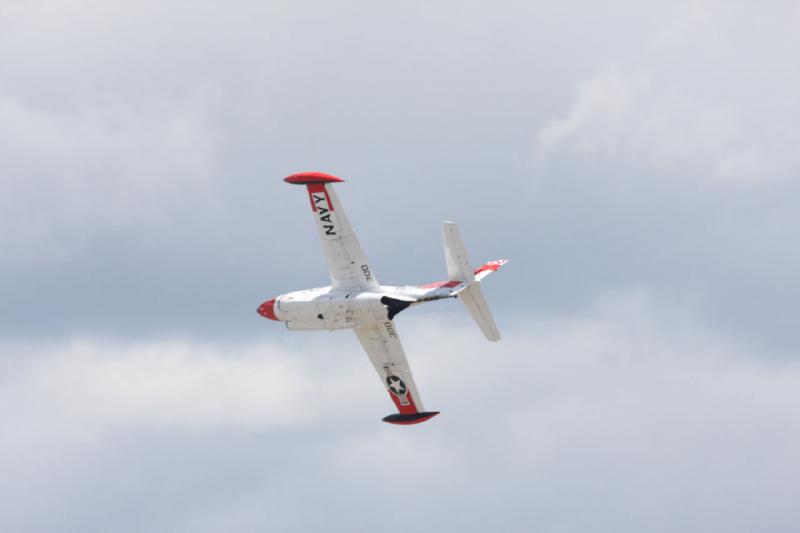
[258,286,429,331]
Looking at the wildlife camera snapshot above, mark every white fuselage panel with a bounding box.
[275,287,386,330]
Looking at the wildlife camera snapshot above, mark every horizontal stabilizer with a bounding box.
[459,283,501,342]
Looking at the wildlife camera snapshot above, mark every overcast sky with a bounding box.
[2,1,800,531]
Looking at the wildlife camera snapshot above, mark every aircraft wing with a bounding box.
[354,321,440,424]
[284,172,380,291]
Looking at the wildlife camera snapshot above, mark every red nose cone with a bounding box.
[257,299,279,321]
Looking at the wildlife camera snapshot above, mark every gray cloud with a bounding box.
[1,0,799,531]
[2,0,797,349]
[2,299,799,532]
[0,0,695,338]
[527,1,800,353]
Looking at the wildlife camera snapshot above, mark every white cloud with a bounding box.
[313,295,800,532]
[0,337,375,435]
[1,1,799,530]
[533,66,649,164]
[2,294,798,531]
[532,2,800,185]
[0,91,223,262]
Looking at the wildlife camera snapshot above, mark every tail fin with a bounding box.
[441,222,506,342]
[442,222,475,282]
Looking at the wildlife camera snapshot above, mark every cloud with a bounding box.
[0,337,380,433]
[533,64,784,184]
[533,66,649,165]
[0,90,223,263]
[1,2,799,529]
[2,0,795,348]
[2,294,799,531]
[532,2,800,185]
[524,1,800,352]
[307,296,800,533]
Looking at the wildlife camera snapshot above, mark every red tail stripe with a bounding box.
[473,262,503,275]
[420,280,462,290]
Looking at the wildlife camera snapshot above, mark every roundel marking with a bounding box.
[386,375,407,396]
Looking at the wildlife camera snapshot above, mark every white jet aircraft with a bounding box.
[258,172,507,424]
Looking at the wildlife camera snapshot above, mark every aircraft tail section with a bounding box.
[440,222,506,342]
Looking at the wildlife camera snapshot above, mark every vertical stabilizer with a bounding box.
[442,222,475,282]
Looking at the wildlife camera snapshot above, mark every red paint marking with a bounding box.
[388,390,418,414]
[473,260,507,275]
[305,183,335,213]
[257,299,279,321]
[421,260,506,288]
[420,280,461,289]
[473,264,499,275]
[284,171,345,184]
[306,183,323,212]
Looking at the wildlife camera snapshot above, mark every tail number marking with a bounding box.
[361,264,373,282]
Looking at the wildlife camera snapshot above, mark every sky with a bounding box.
[1,1,800,531]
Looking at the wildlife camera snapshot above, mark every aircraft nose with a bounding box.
[257,298,279,321]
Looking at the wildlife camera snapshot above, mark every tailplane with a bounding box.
[459,283,501,341]
[441,222,507,342]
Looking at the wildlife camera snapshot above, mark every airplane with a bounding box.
[257,172,507,425]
